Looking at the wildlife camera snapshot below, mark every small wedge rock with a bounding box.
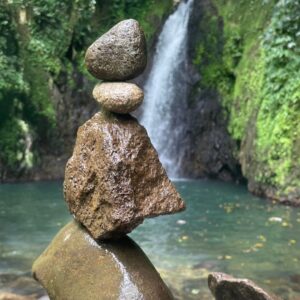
[32,221,174,300]
[208,272,280,300]
[64,111,185,239]
[85,19,147,81]
[93,82,143,114]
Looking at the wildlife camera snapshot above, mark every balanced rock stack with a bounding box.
[32,19,185,300]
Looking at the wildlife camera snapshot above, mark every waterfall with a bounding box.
[140,0,194,178]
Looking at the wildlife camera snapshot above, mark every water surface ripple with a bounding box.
[0,180,300,299]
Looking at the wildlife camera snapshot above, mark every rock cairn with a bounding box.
[64,18,185,240]
[32,19,185,300]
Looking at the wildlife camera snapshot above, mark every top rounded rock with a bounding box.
[85,19,147,81]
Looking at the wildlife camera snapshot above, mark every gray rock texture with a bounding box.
[85,19,147,81]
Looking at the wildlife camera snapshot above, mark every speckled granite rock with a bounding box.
[93,82,143,113]
[32,221,174,300]
[85,19,147,81]
[208,272,281,300]
[64,111,185,239]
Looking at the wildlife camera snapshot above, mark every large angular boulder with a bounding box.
[64,111,185,239]
[208,272,280,300]
[32,221,174,300]
[85,19,147,81]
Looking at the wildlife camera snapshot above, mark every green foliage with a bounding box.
[192,14,226,89]
[193,0,300,198]
[210,0,275,138]
[255,0,300,190]
[0,3,28,124]
[0,1,97,171]
[0,0,172,176]
[0,118,32,170]
[96,0,172,41]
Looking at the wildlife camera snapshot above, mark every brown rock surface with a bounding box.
[32,221,174,300]
[0,293,35,300]
[208,272,281,300]
[93,82,143,114]
[85,19,147,81]
[64,111,185,239]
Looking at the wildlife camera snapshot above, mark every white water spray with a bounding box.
[140,0,194,178]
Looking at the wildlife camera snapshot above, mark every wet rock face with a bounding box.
[208,272,280,300]
[64,111,185,239]
[32,221,174,300]
[93,82,143,114]
[85,19,147,81]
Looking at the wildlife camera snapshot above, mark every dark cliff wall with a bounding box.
[181,0,241,182]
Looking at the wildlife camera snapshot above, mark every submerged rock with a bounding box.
[0,273,46,299]
[32,221,174,300]
[93,82,143,114]
[208,272,280,300]
[85,19,147,81]
[64,111,185,239]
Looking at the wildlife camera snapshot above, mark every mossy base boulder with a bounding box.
[32,221,173,300]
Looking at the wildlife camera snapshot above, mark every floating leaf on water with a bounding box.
[268,217,283,223]
[288,239,296,246]
[282,222,289,227]
[176,219,187,225]
[243,248,252,253]
[191,289,200,295]
[182,235,189,240]
[254,243,264,248]
[217,255,232,260]
[258,235,267,242]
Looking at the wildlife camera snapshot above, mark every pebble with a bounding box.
[93,82,143,114]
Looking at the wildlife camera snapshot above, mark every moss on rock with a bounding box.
[192,0,300,204]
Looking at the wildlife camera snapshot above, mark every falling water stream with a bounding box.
[140,0,194,178]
